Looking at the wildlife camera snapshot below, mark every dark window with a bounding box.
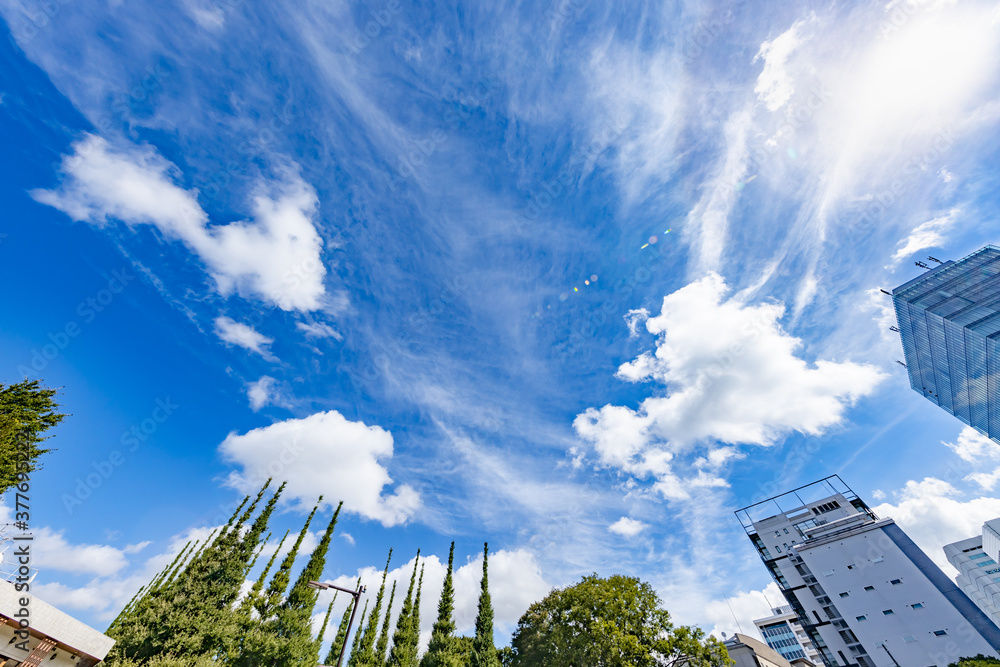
[890,579,902,585]
[839,592,849,598]
[882,609,894,616]
[864,585,875,591]
[934,629,948,636]
[911,603,924,609]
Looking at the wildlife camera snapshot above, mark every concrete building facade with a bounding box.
[944,518,1000,628]
[737,476,1000,667]
[754,604,823,664]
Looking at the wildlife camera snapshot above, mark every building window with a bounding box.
[978,560,998,567]
[856,615,867,621]
[934,630,948,636]
[910,603,924,609]
[775,545,782,553]
[873,557,884,563]
[903,635,916,643]
[970,553,989,560]
[839,592,849,598]
[784,528,789,534]
[882,609,895,616]
[890,579,902,585]
[775,531,781,537]
[864,585,875,591]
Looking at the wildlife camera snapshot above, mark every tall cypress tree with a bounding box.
[420,543,457,667]
[316,594,337,656]
[240,530,290,615]
[276,501,345,666]
[374,580,397,665]
[259,497,322,619]
[412,564,425,651]
[352,549,393,667]
[107,481,278,665]
[387,552,420,667]
[326,579,360,667]
[471,544,499,667]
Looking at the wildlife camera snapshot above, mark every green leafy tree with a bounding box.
[949,656,1000,667]
[0,379,65,494]
[421,543,459,667]
[346,599,370,667]
[471,543,499,667]
[510,574,731,667]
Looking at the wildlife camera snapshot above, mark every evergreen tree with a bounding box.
[107,480,279,665]
[374,580,397,665]
[421,543,458,667]
[316,594,337,657]
[352,550,393,667]
[274,501,345,666]
[0,379,65,495]
[387,552,420,667]
[412,564,424,651]
[240,530,289,615]
[259,497,322,619]
[471,543,499,667]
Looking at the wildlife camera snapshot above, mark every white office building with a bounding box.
[737,476,1000,667]
[754,604,823,664]
[943,518,1000,627]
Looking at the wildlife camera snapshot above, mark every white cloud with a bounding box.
[32,135,329,312]
[608,517,648,537]
[873,477,1000,571]
[219,411,420,526]
[891,209,958,265]
[247,376,277,411]
[296,321,343,341]
[624,309,649,339]
[340,532,355,546]
[575,274,885,499]
[703,582,784,640]
[754,21,807,111]
[947,426,1000,464]
[123,541,152,554]
[215,316,276,361]
[30,527,131,577]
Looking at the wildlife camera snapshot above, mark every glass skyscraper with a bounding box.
[892,245,1000,442]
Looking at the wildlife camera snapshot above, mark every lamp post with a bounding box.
[307,580,366,667]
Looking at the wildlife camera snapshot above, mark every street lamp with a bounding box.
[307,580,366,667]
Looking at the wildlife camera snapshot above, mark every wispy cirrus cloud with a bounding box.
[214,316,277,361]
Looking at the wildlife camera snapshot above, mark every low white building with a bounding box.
[943,518,1000,627]
[738,476,1000,667]
[754,604,824,664]
[0,580,113,665]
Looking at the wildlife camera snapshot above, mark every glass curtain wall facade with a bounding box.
[892,245,1000,441]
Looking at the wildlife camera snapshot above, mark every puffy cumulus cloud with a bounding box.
[215,316,277,361]
[247,375,277,411]
[872,478,1000,571]
[946,426,1000,464]
[219,411,420,526]
[32,135,328,312]
[575,274,885,499]
[319,547,550,651]
[608,517,648,537]
[29,527,132,577]
[890,209,959,265]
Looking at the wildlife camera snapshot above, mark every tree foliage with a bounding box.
[949,656,1000,667]
[421,543,460,667]
[0,379,65,494]
[510,574,731,667]
[472,543,499,667]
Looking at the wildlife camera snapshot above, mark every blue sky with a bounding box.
[3,0,1000,650]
